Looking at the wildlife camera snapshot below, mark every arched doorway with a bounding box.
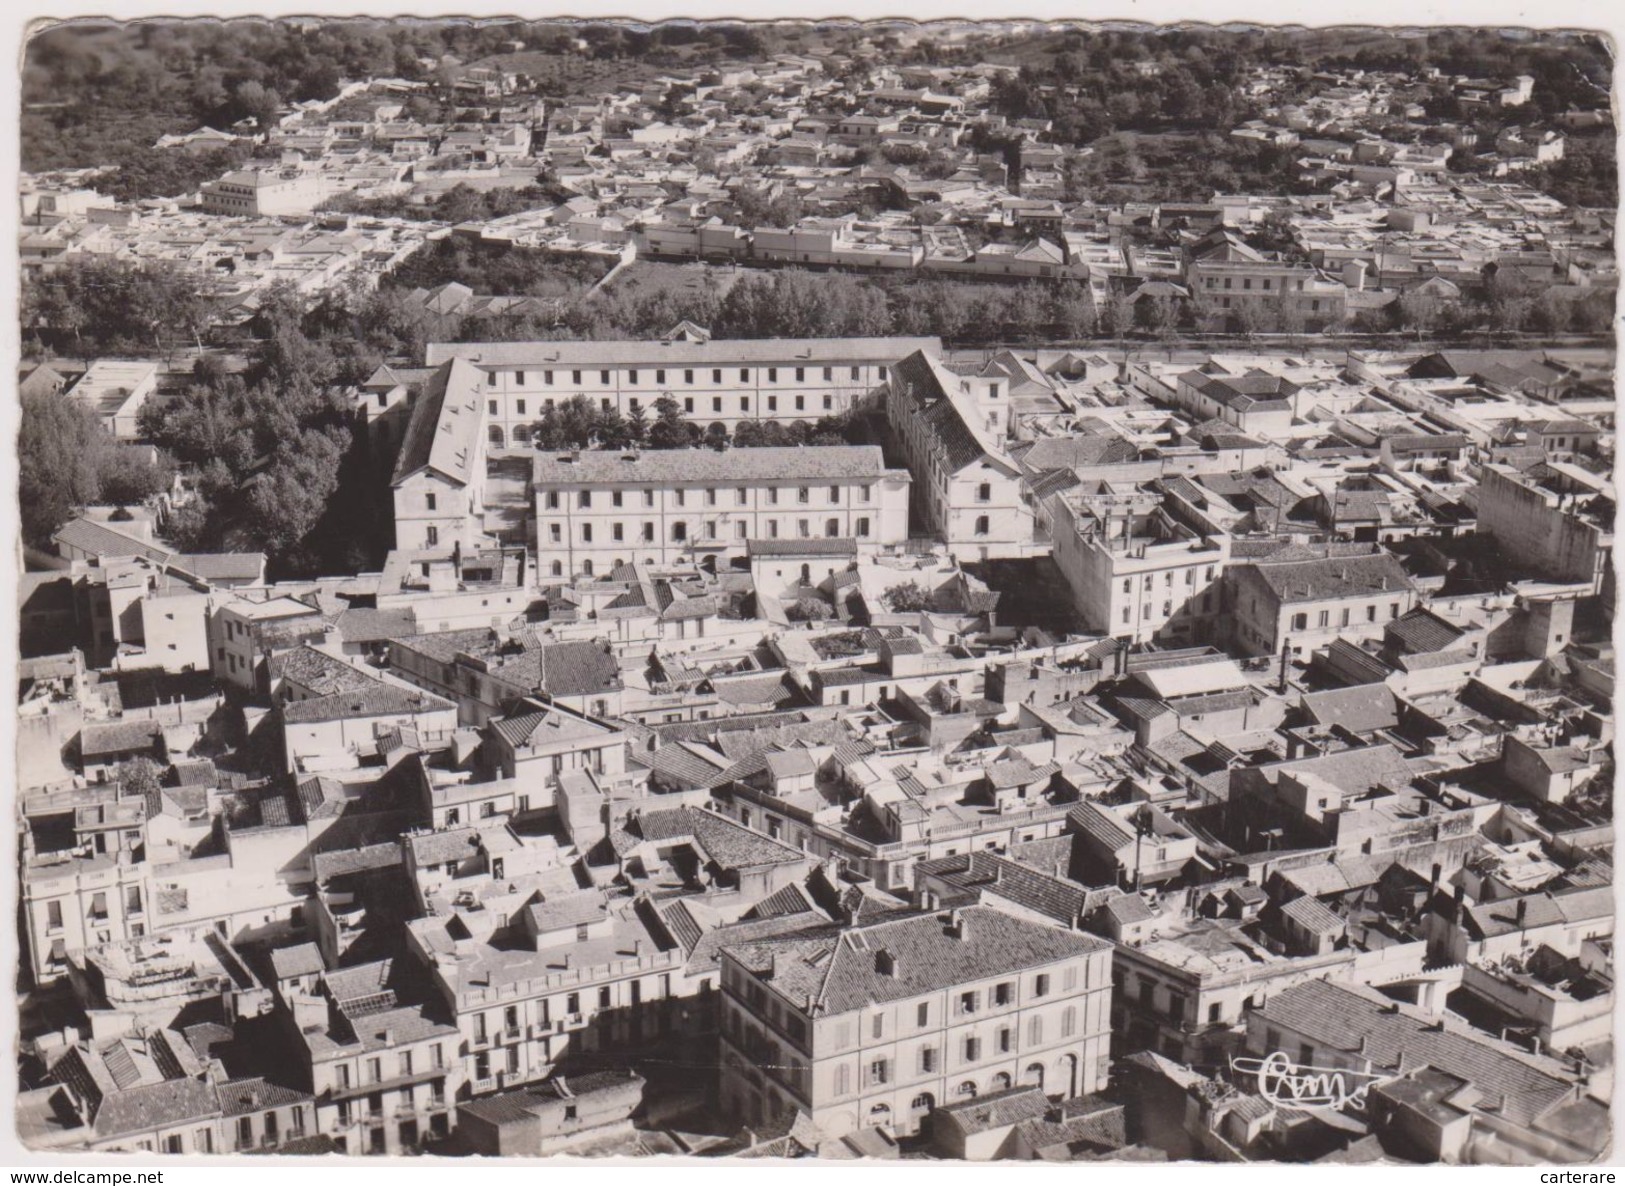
[1056,1053,1079,1098]
[1023,1063,1045,1092]
[990,1072,1012,1091]
[867,1102,891,1129]
[488,425,505,447]
[910,1092,936,1140]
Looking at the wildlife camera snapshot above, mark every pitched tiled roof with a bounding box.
[916,851,1085,926]
[1235,550,1414,604]
[172,553,266,582]
[643,741,733,790]
[1280,894,1345,934]
[274,646,377,696]
[935,1084,1050,1134]
[91,1077,220,1140]
[1298,685,1399,734]
[269,943,325,980]
[533,446,889,487]
[656,898,712,954]
[721,906,1109,1015]
[52,518,171,564]
[1068,800,1135,854]
[1011,1100,1127,1155]
[713,672,801,709]
[746,881,819,920]
[79,720,164,759]
[296,775,348,821]
[391,357,485,487]
[619,806,806,871]
[428,337,938,370]
[746,538,860,558]
[281,683,453,724]
[1385,608,1466,655]
[1014,435,1140,474]
[890,349,1014,474]
[215,1077,312,1117]
[536,641,621,699]
[312,842,402,882]
[1462,886,1612,940]
[1254,980,1577,1128]
[1323,638,1395,683]
[333,607,418,644]
[684,910,836,976]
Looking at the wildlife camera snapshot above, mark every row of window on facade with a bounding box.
[1121,566,1219,594]
[331,1080,447,1126]
[485,365,886,388]
[43,886,142,931]
[733,967,1083,1055]
[1122,592,1217,624]
[1288,602,1405,630]
[544,517,872,544]
[332,1044,445,1091]
[136,1108,307,1154]
[1201,275,1311,291]
[487,390,850,433]
[543,485,874,511]
[836,1049,1070,1097]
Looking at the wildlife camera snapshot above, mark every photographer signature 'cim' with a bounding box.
[1229,1051,1390,1109]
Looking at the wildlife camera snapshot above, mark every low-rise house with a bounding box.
[66,361,159,442]
[455,1070,646,1155]
[1226,547,1418,659]
[1247,979,1603,1164]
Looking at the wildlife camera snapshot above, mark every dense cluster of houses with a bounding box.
[16,310,1614,1161]
[17,51,1616,339]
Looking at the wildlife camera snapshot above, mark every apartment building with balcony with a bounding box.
[403,893,690,1104]
[530,446,910,578]
[273,955,463,1156]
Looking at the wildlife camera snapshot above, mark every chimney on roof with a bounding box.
[1516,898,1528,929]
[947,909,970,942]
[875,949,898,977]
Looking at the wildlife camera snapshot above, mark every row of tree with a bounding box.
[327,178,574,225]
[527,393,865,452]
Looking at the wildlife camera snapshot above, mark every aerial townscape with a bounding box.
[11,17,1616,1165]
